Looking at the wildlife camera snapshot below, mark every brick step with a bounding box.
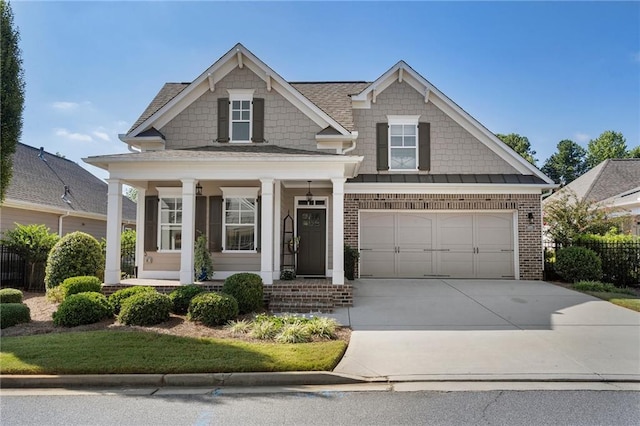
[268,300,334,314]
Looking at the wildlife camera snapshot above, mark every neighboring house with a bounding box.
[544,159,640,235]
[1,142,136,240]
[85,43,555,286]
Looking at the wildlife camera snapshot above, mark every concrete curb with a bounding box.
[0,372,367,389]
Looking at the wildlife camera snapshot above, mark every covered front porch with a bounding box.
[85,146,363,287]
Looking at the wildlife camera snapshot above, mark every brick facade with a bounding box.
[344,192,543,280]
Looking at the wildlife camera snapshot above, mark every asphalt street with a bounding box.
[2,386,639,426]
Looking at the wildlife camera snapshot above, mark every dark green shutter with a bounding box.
[252,98,265,142]
[195,196,207,241]
[217,98,229,142]
[144,196,158,251]
[209,196,223,252]
[256,196,261,251]
[376,122,388,171]
[418,122,431,171]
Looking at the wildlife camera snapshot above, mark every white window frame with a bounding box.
[228,89,255,143]
[387,115,420,171]
[221,187,260,253]
[156,187,183,253]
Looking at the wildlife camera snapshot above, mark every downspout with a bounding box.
[58,211,70,236]
[342,132,359,154]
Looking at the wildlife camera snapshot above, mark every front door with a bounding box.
[296,209,326,276]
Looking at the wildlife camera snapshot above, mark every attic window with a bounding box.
[228,89,254,143]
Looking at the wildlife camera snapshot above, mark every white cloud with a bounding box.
[52,101,79,111]
[574,132,590,143]
[55,128,93,142]
[92,130,110,141]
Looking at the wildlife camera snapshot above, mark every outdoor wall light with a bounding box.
[196,182,203,196]
[527,212,534,224]
[306,180,313,202]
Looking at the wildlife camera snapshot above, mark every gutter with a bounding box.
[58,211,70,236]
[341,132,359,154]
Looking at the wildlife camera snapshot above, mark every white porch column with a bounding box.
[272,180,281,280]
[180,179,196,284]
[260,178,274,285]
[332,178,345,285]
[105,179,123,284]
[135,187,146,277]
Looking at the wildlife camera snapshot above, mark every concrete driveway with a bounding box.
[332,279,640,382]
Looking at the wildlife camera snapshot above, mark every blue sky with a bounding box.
[11,1,640,180]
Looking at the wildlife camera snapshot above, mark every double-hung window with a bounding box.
[388,116,420,171]
[221,187,259,251]
[157,187,183,251]
[228,90,254,143]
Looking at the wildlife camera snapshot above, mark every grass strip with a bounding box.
[0,330,347,375]
[584,291,640,312]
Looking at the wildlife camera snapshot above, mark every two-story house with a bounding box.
[85,44,554,296]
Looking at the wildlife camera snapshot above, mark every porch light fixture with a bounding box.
[527,212,534,224]
[306,181,313,202]
[196,182,203,196]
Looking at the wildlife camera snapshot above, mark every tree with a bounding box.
[496,133,537,165]
[543,189,622,246]
[586,131,627,168]
[541,139,587,186]
[628,146,640,158]
[124,186,138,202]
[0,0,26,203]
[1,224,59,290]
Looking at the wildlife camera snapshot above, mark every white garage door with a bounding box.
[360,212,515,279]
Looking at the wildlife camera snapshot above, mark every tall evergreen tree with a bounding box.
[0,0,25,203]
[496,133,537,165]
[541,139,587,186]
[585,130,627,168]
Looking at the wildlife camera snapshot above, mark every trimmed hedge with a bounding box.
[573,281,636,295]
[118,292,172,326]
[0,288,23,304]
[222,273,263,314]
[169,285,205,314]
[0,303,31,329]
[59,276,102,300]
[108,286,157,314]
[53,292,113,327]
[187,292,239,326]
[555,246,603,283]
[45,232,105,288]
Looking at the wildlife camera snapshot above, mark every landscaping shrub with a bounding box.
[573,281,635,296]
[0,303,31,329]
[0,288,23,304]
[221,273,263,314]
[555,246,603,283]
[45,232,105,289]
[169,284,205,314]
[108,286,157,314]
[118,292,172,326]
[237,314,340,342]
[59,276,102,300]
[53,292,113,327]
[275,322,311,344]
[344,244,360,281]
[304,316,339,339]
[187,292,239,326]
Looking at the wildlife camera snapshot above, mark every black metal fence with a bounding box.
[544,240,640,288]
[0,245,28,288]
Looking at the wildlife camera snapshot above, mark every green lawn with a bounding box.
[0,330,347,375]
[585,292,640,312]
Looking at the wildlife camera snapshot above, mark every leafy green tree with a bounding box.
[586,131,627,167]
[496,133,537,165]
[124,186,138,202]
[543,189,622,246]
[194,234,213,281]
[0,0,26,203]
[1,224,59,290]
[627,145,640,158]
[541,140,588,186]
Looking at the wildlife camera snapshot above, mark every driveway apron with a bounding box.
[332,279,640,381]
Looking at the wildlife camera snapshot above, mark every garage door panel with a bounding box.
[439,215,473,251]
[476,214,513,250]
[360,250,395,278]
[440,252,474,278]
[397,214,433,249]
[476,252,515,278]
[397,251,434,277]
[360,213,394,250]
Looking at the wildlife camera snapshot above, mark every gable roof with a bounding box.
[129,83,188,133]
[547,159,640,203]
[127,43,353,138]
[4,143,136,221]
